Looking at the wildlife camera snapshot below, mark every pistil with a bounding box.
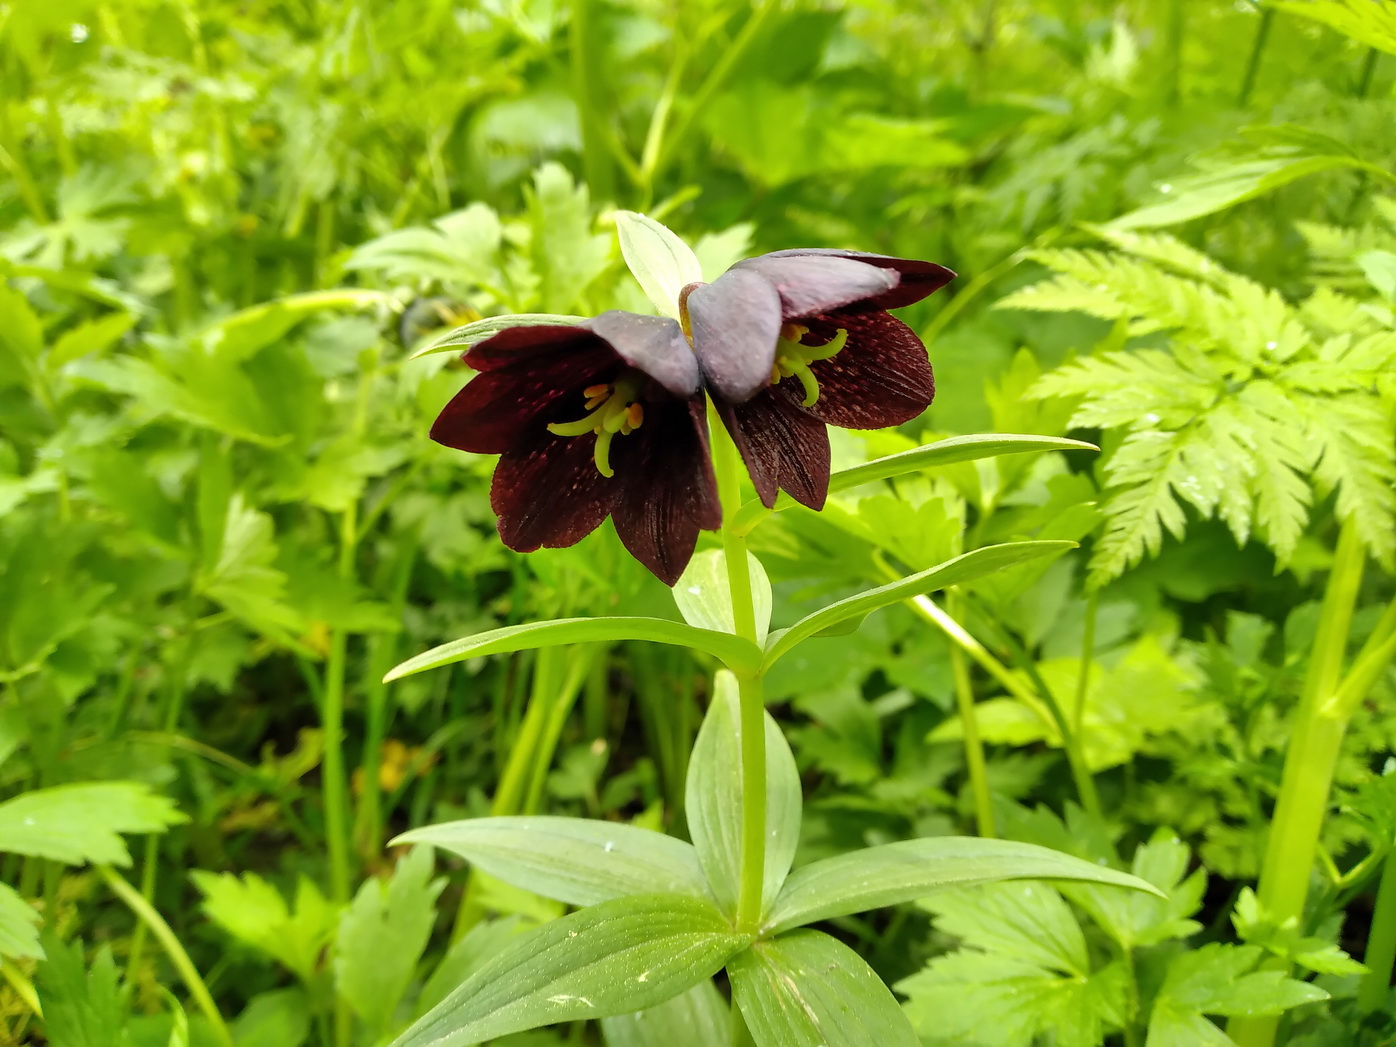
[547,377,645,477]
[770,323,848,406]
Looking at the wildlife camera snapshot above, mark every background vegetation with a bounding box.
[1,0,1394,1044]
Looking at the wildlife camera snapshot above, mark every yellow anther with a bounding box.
[583,383,610,398]
[546,376,645,476]
[625,403,644,431]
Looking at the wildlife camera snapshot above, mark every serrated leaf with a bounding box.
[728,930,917,1047]
[672,549,773,645]
[686,671,802,920]
[601,980,730,1047]
[0,881,42,960]
[336,847,445,1034]
[615,211,703,320]
[386,617,763,681]
[35,935,133,1047]
[191,872,336,983]
[767,837,1159,934]
[391,894,748,1047]
[0,783,184,866]
[393,817,710,907]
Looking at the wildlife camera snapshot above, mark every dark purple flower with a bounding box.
[684,250,955,510]
[430,311,720,585]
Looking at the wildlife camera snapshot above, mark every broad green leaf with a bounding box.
[391,894,748,1047]
[385,617,763,681]
[686,672,802,919]
[35,935,133,1047]
[601,980,730,1047]
[766,836,1161,934]
[191,872,336,983]
[394,817,711,906]
[417,917,539,1018]
[410,314,590,360]
[762,542,1075,670]
[728,930,917,1047]
[0,783,185,866]
[335,847,445,1035]
[614,211,703,319]
[673,549,773,644]
[0,881,41,960]
[733,435,1096,531]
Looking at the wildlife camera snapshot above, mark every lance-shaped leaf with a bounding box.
[686,673,801,919]
[732,434,1097,532]
[410,314,591,359]
[385,617,763,682]
[729,930,918,1047]
[394,817,711,906]
[391,894,749,1047]
[765,837,1163,935]
[762,541,1075,670]
[615,211,704,320]
[601,979,730,1047]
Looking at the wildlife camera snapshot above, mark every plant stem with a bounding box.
[322,505,357,910]
[709,403,766,933]
[99,865,233,1047]
[1358,849,1396,1013]
[1236,7,1274,106]
[570,0,616,201]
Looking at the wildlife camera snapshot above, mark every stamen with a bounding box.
[546,376,646,477]
[769,325,848,406]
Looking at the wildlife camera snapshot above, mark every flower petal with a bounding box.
[491,426,621,553]
[431,355,617,454]
[802,311,935,429]
[585,311,699,397]
[717,392,831,511]
[732,254,898,318]
[612,399,721,585]
[758,249,955,309]
[464,323,609,372]
[687,268,783,404]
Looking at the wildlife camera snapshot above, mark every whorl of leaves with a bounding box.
[999,229,1396,587]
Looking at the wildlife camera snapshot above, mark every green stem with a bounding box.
[570,0,616,201]
[709,402,765,933]
[99,866,233,1047]
[323,505,358,909]
[1358,849,1396,1013]
[1236,7,1274,106]
[1074,591,1097,732]
[1355,47,1380,98]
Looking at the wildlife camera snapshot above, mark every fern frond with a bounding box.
[1031,349,1216,429]
[1304,393,1396,564]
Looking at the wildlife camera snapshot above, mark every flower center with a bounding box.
[546,376,645,478]
[770,323,848,406]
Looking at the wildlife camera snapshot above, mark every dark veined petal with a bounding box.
[431,354,617,454]
[686,268,783,404]
[732,254,898,318]
[802,311,935,429]
[491,424,621,553]
[716,393,831,511]
[464,323,608,372]
[612,399,722,585]
[585,311,699,397]
[757,248,955,309]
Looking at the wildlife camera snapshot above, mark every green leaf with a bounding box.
[673,549,773,645]
[0,783,185,866]
[0,283,43,392]
[416,917,539,1018]
[600,980,730,1047]
[762,542,1075,670]
[0,881,41,960]
[766,836,1161,934]
[686,671,802,919]
[385,617,763,682]
[728,929,917,1047]
[1358,249,1396,302]
[1145,944,1328,1047]
[391,894,748,1047]
[232,990,312,1047]
[1066,828,1206,949]
[47,312,134,369]
[191,872,336,983]
[410,314,590,360]
[1270,0,1396,54]
[530,163,612,313]
[393,817,711,906]
[335,847,445,1035]
[614,211,703,320]
[35,935,133,1047]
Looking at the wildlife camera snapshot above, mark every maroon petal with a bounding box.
[732,254,898,318]
[585,312,699,397]
[686,268,783,404]
[757,249,955,309]
[802,311,935,430]
[491,426,621,553]
[432,350,617,454]
[465,324,610,372]
[717,392,831,511]
[612,399,722,585]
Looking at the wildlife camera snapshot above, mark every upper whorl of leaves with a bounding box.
[998,230,1396,587]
